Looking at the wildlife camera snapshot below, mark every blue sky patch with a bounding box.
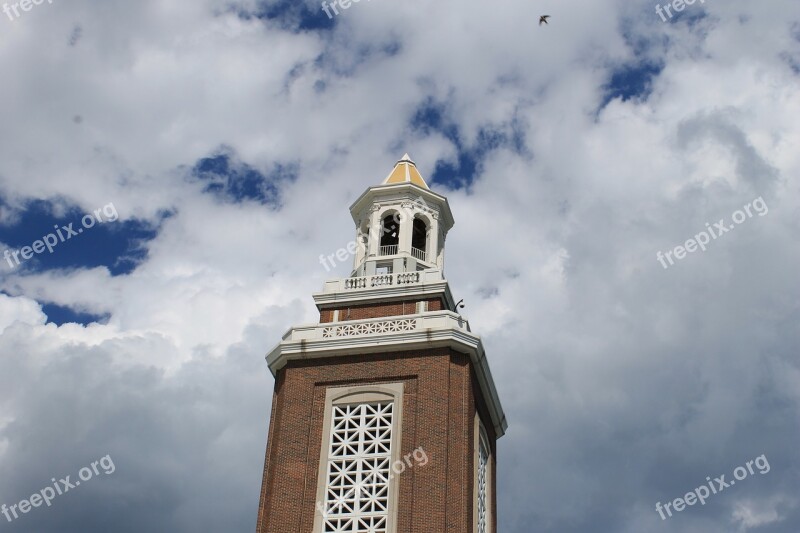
[0,197,167,276]
[40,302,109,327]
[313,36,404,78]
[600,61,663,109]
[407,98,526,189]
[191,149,298,206]
[227,0,335,31]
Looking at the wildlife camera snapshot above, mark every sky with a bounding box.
[0,0,799,531]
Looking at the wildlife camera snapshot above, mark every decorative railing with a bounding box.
[379,245,398,256]
[343,273,417,289]
[344,277,367,289]
[411,247,426,261]
[283,311,471,343]
[396,272,419,285]
[371,274,393,287]
[323,269,444,293]
[323,318,417,338]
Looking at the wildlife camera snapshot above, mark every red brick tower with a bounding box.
[255,154,507,533]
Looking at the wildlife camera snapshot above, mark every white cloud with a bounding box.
[1,0,799,531]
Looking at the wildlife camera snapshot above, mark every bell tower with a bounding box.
[349,153,451,277]
[256,154,507,533]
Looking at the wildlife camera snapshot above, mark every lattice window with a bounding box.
[321,402,394,533]
[477,431,489,533]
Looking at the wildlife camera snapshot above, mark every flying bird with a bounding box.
[539,15,550,25]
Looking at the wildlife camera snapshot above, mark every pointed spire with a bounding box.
[381,153,429,189]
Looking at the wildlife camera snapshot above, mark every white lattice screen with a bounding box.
[477,432,489,533]
[321,402,394,533]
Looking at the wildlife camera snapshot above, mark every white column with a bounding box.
[427,218,439,264]
[353,226,367,269]
[398,208,412,255]
[437,229,446,268]
[367,210,381,257]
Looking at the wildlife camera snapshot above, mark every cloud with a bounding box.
[1,0,799,531]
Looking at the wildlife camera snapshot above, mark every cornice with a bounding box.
[265,312,508,438]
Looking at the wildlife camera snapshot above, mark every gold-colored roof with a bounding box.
[382,153,429,189]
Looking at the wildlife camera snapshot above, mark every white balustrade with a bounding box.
[322,269,444,293]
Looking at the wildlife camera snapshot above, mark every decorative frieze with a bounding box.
[323,318,417,338]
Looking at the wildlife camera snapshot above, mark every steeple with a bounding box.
[349,153,454,277]
[257,154,506,533]
[381,153,430,189]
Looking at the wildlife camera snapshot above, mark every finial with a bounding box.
[398,153,415,166]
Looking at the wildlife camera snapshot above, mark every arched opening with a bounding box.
[412,217,427,262]
[379,214,399,256]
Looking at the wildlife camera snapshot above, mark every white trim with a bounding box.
[266,311,508,438]
[349,184,454,234]
[473,417,492,533]
[313,383,404,533]
[315,271,454,311]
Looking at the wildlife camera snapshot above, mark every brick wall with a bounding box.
[319,297,446,323]
[255,348,496,533]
